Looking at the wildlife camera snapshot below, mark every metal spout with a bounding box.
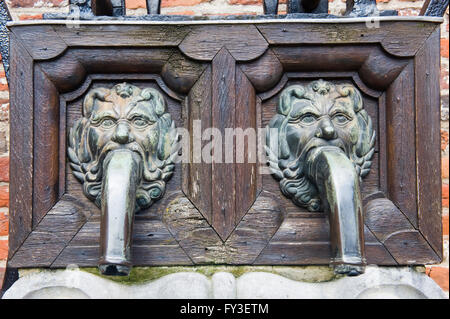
[98,150,142,276]
[306,146,366,276]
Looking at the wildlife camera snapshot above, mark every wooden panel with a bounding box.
[39,48,174,93]
[7,21,442,268]
[51,217,193,267]
[364,198,414,241]
[32,67,61,227]
[235,66,259,224]
[364,198,440,264]
[211,47,236,240]
[163,193,284,264]
[383,230,440,265]
[7,33,34,257]
[273,45,372,72]
[255,216,397,265]
[415,28,442,257]
[161,51,207,94]
[257,21,438,57]
[53,24,191,47]
[239,49,283,92]
[8,195,93,267]
[11,25,67,60]
[182,67,213,224]
[179,25,268,61]
[386,62,418,227]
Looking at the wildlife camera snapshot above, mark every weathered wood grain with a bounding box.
[11,25,67,60]
[182,67,213,224]
[50,216,193,267]
[383,230,440,265]
[415,28,442,258]
[364,198,414,242]
[211,48,236,240]
[7,32,34,258]
[7,21,442,268]
[179,25,268,61]
[8,195,94,268]
[385,62,418,227]
[161,51,207,94]
[364,198,440,264]
[257,21,438,57]
[163,192,284,264]
[235,66,260,225]
[272,45,409,91]
[32,67,61,228]
[239,49,283,93]
[54,24,191,47]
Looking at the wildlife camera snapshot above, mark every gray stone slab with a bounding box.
[2,266,447,299]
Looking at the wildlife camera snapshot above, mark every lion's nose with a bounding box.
[316,118,336,140]
[113,123,132,144]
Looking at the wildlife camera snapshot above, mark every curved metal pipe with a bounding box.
[98,150,142,276]
[306,146,366,276]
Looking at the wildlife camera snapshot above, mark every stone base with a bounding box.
[2,266,447,299]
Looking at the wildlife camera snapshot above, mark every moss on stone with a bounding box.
[79,265,340,285]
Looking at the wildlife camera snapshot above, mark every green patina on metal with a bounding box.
[266,80,375,276]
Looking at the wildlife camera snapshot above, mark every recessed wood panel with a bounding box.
[7,20,443,268]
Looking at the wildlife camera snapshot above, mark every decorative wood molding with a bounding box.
[7,20,443,268]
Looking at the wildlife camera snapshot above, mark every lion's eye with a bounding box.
[100,118,116,128]
[332,113,351,125]
[132,117,149,128]
[300,114,317,125]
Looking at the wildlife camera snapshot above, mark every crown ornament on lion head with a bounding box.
[68,83,178,212]
[265,80,376,212]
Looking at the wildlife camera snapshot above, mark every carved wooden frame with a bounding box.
[7,18,443,268]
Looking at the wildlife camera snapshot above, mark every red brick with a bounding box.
[162,0,209,7]
[442,130,449,151]
[0,157,9,182]
[443,215,449,236]
[228,0,261,4]
[443,156,449,179]
[0,83,8,92]
[441,68,449,90]
[19,14,43,20]
[126,0,146,9]
[9,0,64,7]
[0,186,8,208]
[169,10,196,15]
[127,0,211,8]
[0,212,7,237]
[398,8,420,16]
[0,102,8,122]
[0,267,5,291]
[441,39,449,59]
[428,267,449,292]
[0,240,7,260]
[443,183,449,208]
[205,12,258,16]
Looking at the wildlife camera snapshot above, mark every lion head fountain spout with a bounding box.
[68,83,177,276]
[266,80,375,275]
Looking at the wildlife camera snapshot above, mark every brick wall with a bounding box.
[0,0,448,294]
